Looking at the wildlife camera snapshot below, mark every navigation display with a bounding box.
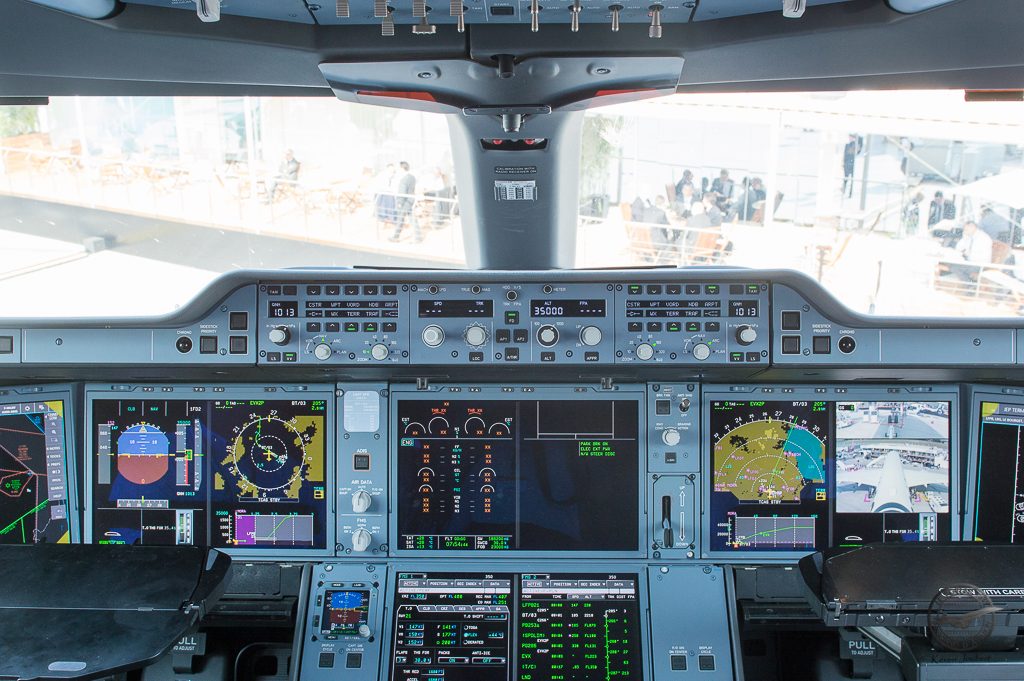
[395,398,640,552]
[90,395,329,550]
[709,400,830,552]
[708,396,952,553]
[973,401,1024,543]
[0,398,72,544]
[390,571,642,681]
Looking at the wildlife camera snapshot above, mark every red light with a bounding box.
[492,139,504,145]
[355,90,438,103]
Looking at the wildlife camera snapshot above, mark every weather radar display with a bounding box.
[0,399,72,544]
[91,396,328,550]
[709,400,829,552]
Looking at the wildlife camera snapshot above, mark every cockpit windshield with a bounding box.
[4,91,1024,318]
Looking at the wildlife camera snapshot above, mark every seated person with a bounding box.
[943,220,993,282]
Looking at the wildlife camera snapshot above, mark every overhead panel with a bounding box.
[119,0,857,28]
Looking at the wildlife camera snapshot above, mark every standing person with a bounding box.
[390,161,421,243]
[842,134,859,198]
[928,191,956,227]
[674,169,695,199]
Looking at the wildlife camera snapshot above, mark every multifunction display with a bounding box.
[390,572,642,681]
[90,396,329,550]
[396,398,640,552]
[709,398,951,552]
[0,399,72,544]
[973,401,1024,543]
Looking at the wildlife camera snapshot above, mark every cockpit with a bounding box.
[3,1,1024,680]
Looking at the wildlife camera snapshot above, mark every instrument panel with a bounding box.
[4,270,1024,680]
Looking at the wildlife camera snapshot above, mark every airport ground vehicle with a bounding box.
[4,1,1024,680]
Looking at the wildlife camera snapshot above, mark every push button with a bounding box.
[505,311,519,325]
[343,285,359,296]
[229,336,248,354]
[698,654,716,671]
[656,399,671,415]
[282,285,297,296]
[746,352,761,362]
[318,653,335,669]
[504,348,520,361]
[383,285,398,295]
[781,335,801,355]
[781,310,802,331]
[513,329,529,343]
[813,336,831,354]
[0,336,12,354]
[628,322,642,332]
[346,653,362,669]
[199,336,218,354]
[670,654,687,671]
[495,329,511,344]
[229,312,248,330]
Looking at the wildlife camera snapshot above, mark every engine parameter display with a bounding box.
[0,399,72,544]
[396,398,640,552]
[91,396,328,550]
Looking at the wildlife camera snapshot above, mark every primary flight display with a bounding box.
[90,395,329,549]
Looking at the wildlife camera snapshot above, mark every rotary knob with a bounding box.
[537,325,559,347]
[692,343,711,361]
[735,325,758,346]
[464,325,488,347]
[662,428,681,446]
[635,343,654,361]
[358,624,372,639]
[351,490,372,514]
[422,324,445,348]
[313,343,332,361]
[268,327,290,345]
[579,325,603,347]
[370,343,390,361]
[351,528,372,552]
